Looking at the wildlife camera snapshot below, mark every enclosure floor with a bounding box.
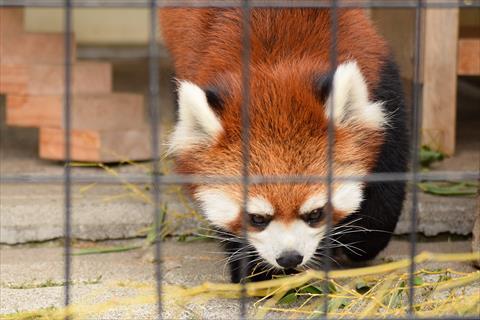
[0,238,476,318]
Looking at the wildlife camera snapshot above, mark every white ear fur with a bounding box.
[168,81,223,154]
[195,188,239,228]
[325,61,386,129]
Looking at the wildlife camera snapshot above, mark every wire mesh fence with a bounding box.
[0,0,479,319]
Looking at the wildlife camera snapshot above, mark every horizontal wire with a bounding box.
[1,171,478,185]
[0,0,479,8]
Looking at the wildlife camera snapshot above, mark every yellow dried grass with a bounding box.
[3,251,479,320]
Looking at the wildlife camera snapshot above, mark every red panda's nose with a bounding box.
[276,251,303,268]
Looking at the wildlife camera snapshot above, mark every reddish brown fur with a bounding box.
[160,8,388,229]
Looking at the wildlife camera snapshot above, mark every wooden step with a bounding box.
[0,62,112,95]
[0,32,76,65]
[6,93,145,130]
[0,64,28,94]
[0,8,76,64]
[458,38,480,76]
[39,127,152,162]
[0,8,24,36]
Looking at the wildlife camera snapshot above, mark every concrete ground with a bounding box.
[1,181,478,244]
[1,238,477,319]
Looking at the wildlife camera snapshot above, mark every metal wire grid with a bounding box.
[239,1,252,316]
[148,0,163,316]
[0,0,479,319]
[63,0,73,307]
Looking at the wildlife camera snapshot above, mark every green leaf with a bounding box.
[299,285,323,295]
[72,245,140,256]
[278,292,297,305]
[420,145,445,167]
[413,276,424,286]
[418,181,478,196]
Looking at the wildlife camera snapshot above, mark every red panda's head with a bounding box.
[168,61,387,269]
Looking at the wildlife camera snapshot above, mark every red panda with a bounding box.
[159,8,409,283]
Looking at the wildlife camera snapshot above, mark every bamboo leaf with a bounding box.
[418,181,478,196]
[278,291,297,305]
[413,276,424,286]
[420,146,445,167]
[299,285,323,295]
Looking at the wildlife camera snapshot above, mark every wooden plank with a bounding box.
[0,32,76,65]
[422,8,459,155]
[0,8,24,36]
[0,62,112,95]
[6,93,145,130]
[0,8,76,64]
[458,38,480,76]
[370,9,416,106]
[39,127,101,162]
[6,95,60,127]
[39,127,151,162]
[371,9,416,83]
[0,64,28,94]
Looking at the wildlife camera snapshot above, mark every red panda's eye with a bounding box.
[248,214,271,229]
[303,208,325,226]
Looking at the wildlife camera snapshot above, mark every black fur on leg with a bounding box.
[333,57,410,261]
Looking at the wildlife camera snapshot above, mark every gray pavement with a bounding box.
[0,240,241,319]
[1,238,477,319]
[1,181,478,244]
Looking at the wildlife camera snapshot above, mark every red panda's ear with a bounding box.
[325,61,387,129]
[168,81,224,154]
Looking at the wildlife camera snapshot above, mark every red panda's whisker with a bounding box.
[312,252,341,267]
[330,219,393,234]
[193,233,245,244]
[247,262,265,278]
[198,227,243,237]
[224,252,259,265]
[222,251,258,262]
[322,240,366,256]
[222,254,263,276]
[217,253,258,272]
[328,228,392,238]
[197,228,246,241]
[332,217,364,229]
[222,246,257,261]
[321,238,365,252]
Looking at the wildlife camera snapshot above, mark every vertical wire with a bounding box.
[63,0,73,313]
[323,0,338,317]
[408,0,423,316]
[239,0,251,318]
[149,0,162,317]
